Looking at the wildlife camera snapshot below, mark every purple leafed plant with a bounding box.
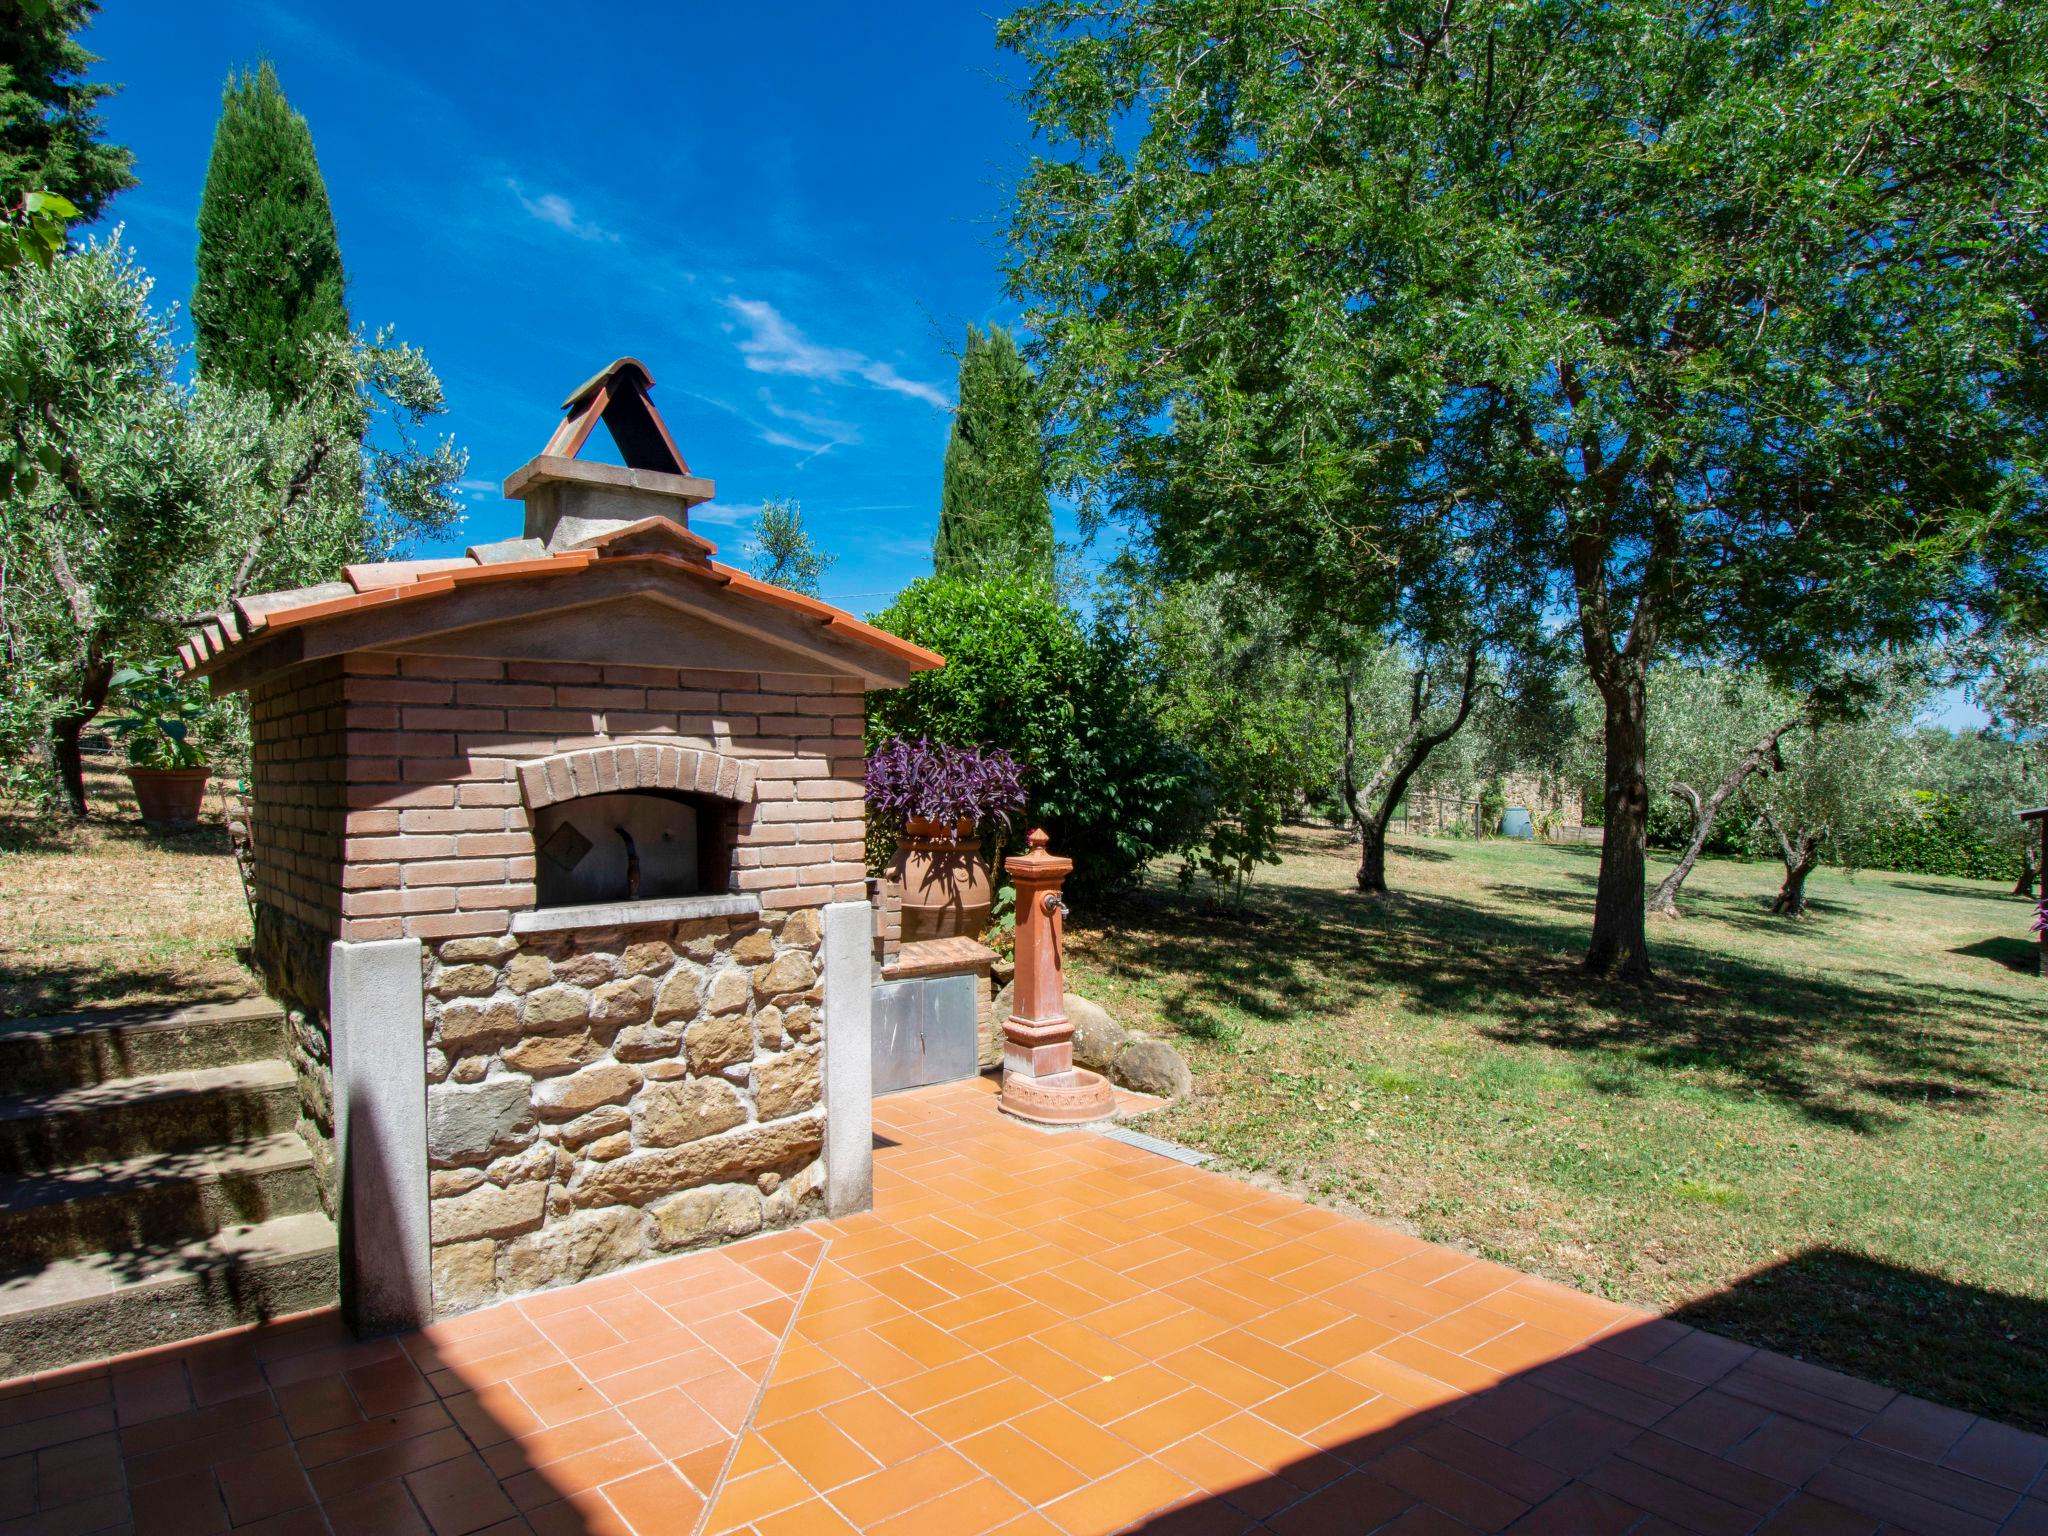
[865,737,1026,835]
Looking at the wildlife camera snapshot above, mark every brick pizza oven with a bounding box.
[180,359,939,1330]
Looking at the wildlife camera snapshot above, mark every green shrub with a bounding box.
[867,573,1207,902]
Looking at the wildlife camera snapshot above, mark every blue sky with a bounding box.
[86,0,1053,615]
[80,1,1986,730]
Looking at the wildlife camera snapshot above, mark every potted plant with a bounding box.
[866,737,1025,942]
[107,658,213,825]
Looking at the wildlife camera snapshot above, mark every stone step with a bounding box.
[0,1210,338,1379]
[0,1133,323,1267]
[0,998,285,1096]
[0,1061,301,1177]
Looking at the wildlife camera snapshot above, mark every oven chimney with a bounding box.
[502,357,720,552]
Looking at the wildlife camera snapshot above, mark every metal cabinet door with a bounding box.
[870,974,979,1094]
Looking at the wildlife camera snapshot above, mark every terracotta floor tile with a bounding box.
[0,1077,2018,1536]
[826,1445,981,1528]
[214,1443,315,1525]
[1010,1402,1146,1482]
[1044,1457,1198,1536]
[760,1410,880,1491]
[598,1462,704,1536]
[616,1387,729,1461]
[404,1452,518,1536]
[750,1494,863,1536]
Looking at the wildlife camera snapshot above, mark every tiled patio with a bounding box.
[2,1077,2042,1535]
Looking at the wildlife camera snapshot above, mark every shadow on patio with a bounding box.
[5,1079,2045,1535]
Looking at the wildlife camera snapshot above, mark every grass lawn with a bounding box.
[1067,828,2048,1431]
[0,761,259,1019]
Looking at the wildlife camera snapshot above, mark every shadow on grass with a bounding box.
[1952,936,2042,976]
[0,955,257,1023]
[1081,862,2041,1133]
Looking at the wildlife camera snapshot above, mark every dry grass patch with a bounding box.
[0,760,258,1019]
[1069,828,2048,1429]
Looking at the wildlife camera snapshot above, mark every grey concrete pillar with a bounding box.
[821,900,874,1217]
[329,937,432,1334]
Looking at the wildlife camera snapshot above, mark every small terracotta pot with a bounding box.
[892,817,993,942]
[126,766,211,826]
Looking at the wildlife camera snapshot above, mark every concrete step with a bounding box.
[0,1133,322,1267]
[0,1210,338,1378]
[0,1061,301,1177]
[0,998,284,1096]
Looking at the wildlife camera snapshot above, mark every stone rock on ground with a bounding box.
[1066,992,1194,1101]
[1113,1038,1193,1100]
[1064,992,1130,1073]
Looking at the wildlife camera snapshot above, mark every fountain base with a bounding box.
[999,1065,1116,1126]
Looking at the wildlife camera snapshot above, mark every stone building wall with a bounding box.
[421,907,827,1310]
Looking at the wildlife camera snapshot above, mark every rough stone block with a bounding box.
[498,1207,642,1293]
[439,935,517,962]
[612,1022,683,1062]
[534,1063,640,1119]
[620,940,675,975]
[557,1105,631,1147]
[435,998,520,1050]
[431,963,500,999]
[753,950,816,998]
[432,1239,499,1310]
[428,1077,536,1167]
[555,952,617,987]
[568,1115,824,1207]
[636,1078,748,1147]
[648,1183,763,1250]
[731,930,776,964]
[653,965,705,1022]
[504,953,553,995]
[780,909,822,949]
[521,986,591,1032]
[590,975,655,1026]
[685,1012,752,1075]
[705,967,751,1016]
[502,1029,603,1077]
[755,1046,821,1121]
[432,1180,546,1244]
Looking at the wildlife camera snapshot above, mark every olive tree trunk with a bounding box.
[1586,669,1653,977]
[52,653,113,818]
[1760,806,1824,916]
[2014,845,2036,899]
[1343,647,1483,895]
[1647,708,1808,919]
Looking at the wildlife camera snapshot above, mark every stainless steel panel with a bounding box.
[870,974,980,1095]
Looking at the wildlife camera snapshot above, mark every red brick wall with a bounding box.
[247,659,348,937]
[329,654,868,943]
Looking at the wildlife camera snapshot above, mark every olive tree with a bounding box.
[1002,0,2048,980]
[1745,706,1919,916]
[0,236,463,813]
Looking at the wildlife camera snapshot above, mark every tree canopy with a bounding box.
[745,497,834,596]
[933,324,1056,585]
[1002,0,2048,979]
[0,0,132,220]
[193,62,349,406]
[0,237,463,813]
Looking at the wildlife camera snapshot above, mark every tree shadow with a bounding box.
[1951,937,2041,976]
[0,960,257,1023]
[1128,1247,2048,1533]
[1080,864,2040,1132]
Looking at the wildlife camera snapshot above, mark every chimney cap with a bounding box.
[561,356,657,411]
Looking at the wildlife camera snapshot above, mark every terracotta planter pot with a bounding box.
[125,766,211,826]
[891,817,993,943]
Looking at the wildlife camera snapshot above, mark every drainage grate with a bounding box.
[1095,1124,1212,1165]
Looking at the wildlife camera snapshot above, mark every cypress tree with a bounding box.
[933,324,1055,583]
[192,62,348,405]
[0,0,135,219]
